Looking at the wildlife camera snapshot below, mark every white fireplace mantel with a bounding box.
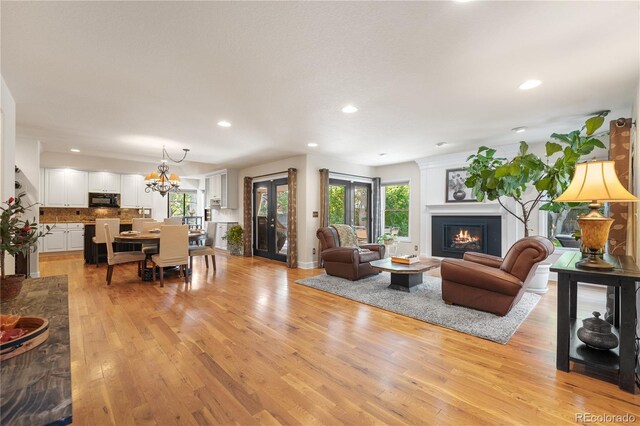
[423,202,520,257]
[425,203,504,215]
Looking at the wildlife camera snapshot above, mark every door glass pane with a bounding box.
[354,185,369,242]
[329,184,346,225]
[276,184,288,255]
[256,187,269,251]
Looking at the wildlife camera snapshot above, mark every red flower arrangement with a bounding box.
[1,193,53,280]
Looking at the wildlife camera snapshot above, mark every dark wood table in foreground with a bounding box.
[370,258,441,292]
[1,275,72,425]
[551,251,639,394]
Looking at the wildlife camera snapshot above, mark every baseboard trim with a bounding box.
[298,260,318,269]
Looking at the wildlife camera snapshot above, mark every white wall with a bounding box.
[1,76,16,276]
[15,138,41,276]
[374,161,421,256]
[41,151,173,175]
[40,151,216,176]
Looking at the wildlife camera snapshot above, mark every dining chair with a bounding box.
[132,217,156,232]
[189,221,217,271]
[92,218,120,267]
[164,217,183,225]
[137,220,159,260]
[103,224,145,286]
[151,225,189,287]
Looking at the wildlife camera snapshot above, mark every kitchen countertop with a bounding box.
[1,276,72,425]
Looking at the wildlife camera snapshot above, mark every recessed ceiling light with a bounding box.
[512,127,527,133]
[519,80,542,90]
[436,142,447,148]
[70,148,80,153]
[341,105,358,114]
[379,153,387,156]
[307,143,318,147]
[217,120,231,127]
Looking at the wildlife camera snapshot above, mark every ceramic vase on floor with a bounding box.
[527,263,551,294]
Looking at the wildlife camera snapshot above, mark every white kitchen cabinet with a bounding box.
[120,174,153,208]
[67,224,85,250]
[41,223,84,252]
[214,223,228,250]
[120,174,140,208]
[65,170,89,207]
[214,222,239,250]
[138,185,153,208]
[44,169,66,207]
[210,174,222,200]
[42,228,67,252]
[207,169,238,209]
[88,172,121,193]
[44,169,88,207]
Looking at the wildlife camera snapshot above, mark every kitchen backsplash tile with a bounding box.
[39,207,148,223]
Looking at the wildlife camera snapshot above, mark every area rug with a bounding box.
[296,272,541,344]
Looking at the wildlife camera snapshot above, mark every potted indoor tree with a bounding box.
[223,224,244,256]
[465,112,608,292]
[1,193,52,299]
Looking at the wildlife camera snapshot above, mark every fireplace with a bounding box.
[432,216,501,258]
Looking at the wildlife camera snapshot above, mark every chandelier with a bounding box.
[144,146,190,197]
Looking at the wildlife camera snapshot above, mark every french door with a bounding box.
[253,179,288,261]
[329,179,372,243]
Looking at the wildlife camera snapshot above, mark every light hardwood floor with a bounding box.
[39,253,639,425]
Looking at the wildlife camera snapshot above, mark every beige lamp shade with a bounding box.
[169,173,180,183]
[554,160,639,203]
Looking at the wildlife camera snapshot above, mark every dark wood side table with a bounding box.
[551,251,639,394]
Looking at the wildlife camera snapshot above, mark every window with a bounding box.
[382,183,410,238]
[546,204,603,248]
[168,191,197,217]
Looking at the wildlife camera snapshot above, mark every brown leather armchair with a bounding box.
[317,227,385,280]
[440,236,554,316]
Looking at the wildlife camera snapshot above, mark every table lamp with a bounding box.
[554,160,639,271]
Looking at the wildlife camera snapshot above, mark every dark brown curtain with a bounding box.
[608,118,632,255]
[287,168,298,268]
[318,168,330,265]
[605,118,632,323]
[243,176,253,257]
[371,177,381,243]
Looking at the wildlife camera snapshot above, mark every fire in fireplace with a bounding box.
[431,216,501,259]
[450,228,481,250]
[444,224,486,253]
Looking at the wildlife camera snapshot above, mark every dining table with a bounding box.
[114,229,206,281]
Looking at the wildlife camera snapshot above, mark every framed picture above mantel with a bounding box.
[446,168,477,203]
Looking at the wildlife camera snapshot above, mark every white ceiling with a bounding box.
[2,1,639,170]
